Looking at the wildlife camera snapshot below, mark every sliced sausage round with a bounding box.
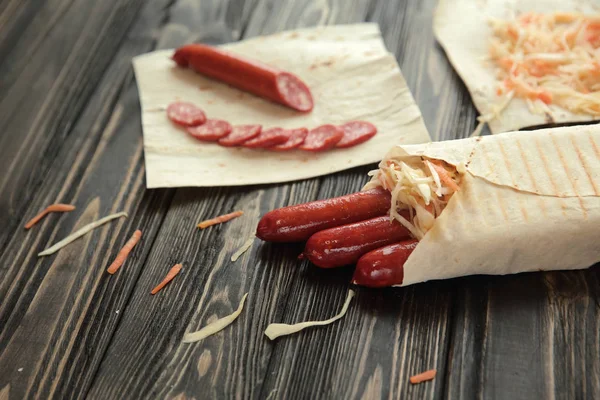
[243,127,289,148]
[167,102,207,127]
[299,124,343,152]
[271,128,308,151]
[187,119,232,141]
[336,121,377,148]
[218,124,262,147]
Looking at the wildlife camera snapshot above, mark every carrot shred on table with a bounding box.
[409,369,437,384]
[151,263,182,295]
[106,230,142,274]
[25,203,76,229]
[197,210,244,229]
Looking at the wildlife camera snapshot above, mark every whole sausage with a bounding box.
[256,188,391,243]
[303,215,411,268]
[173,44,314,112]
[351,240,418,287]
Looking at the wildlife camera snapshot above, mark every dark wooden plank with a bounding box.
[445,268,600,400]
[0,1,178,398]
[256,1,469,398]
[86,0,461,399]
[0,0,148,255]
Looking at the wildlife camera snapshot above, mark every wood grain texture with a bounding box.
[0,0,599,399]
[0,0,175,398]
[0,0,147,255]
[88,0,457,399]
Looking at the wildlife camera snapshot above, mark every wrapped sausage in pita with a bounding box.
[362,124,600,286]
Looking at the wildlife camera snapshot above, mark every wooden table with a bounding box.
[1,0,598,399]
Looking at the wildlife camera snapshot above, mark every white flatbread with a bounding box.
[434,0,600,133]
[133,24,430,188]
[370,124,600,286]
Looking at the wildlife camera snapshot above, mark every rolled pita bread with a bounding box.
[366,124,600,286]
[434,0,600,134]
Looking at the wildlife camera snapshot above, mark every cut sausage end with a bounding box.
[276,72,314,112]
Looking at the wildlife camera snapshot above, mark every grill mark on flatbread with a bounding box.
[550,133,587,219]
[497,140,528,222]
[494,190,510,223]
[464,171,489,228]
[535,137,567,217]
[516,139,547,217]
[569,135,599,196]
[589,132,600,161]
[475,142,509,223]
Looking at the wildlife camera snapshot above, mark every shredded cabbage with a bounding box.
[264,290,355,340]
[478,12,600,133]
[364,158,462,239]
[182,293,248,343]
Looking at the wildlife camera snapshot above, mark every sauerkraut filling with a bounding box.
[364,158,462,239]
[475,12,600,135]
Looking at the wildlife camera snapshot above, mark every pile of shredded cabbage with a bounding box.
[475,12,600,135]
[364,158,462,239]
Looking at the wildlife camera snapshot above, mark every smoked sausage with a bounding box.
[303,215,411,268]
[351,240,418,287]
[173,44,314,112]
[256,188,391,242]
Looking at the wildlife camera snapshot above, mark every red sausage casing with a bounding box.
[352,240,418,287]
[173,44,314,112]
[256,188,391,243]
[303,215,411,268]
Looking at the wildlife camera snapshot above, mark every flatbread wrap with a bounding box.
[256,124,600,287]
[361,123,600,286]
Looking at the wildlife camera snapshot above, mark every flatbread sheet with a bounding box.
[369,123,600,286]
[133,24,431,188]
[434,0,600,133]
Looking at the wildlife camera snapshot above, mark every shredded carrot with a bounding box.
[197,210,243,229]
[106,230,142,274]
[486,12,600,123]
[430,161,460,192]
[537,91,553,105]
[416,197,434,214]
[409,369,437,384]
[25,203,76,229]
[151,264,182,295]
